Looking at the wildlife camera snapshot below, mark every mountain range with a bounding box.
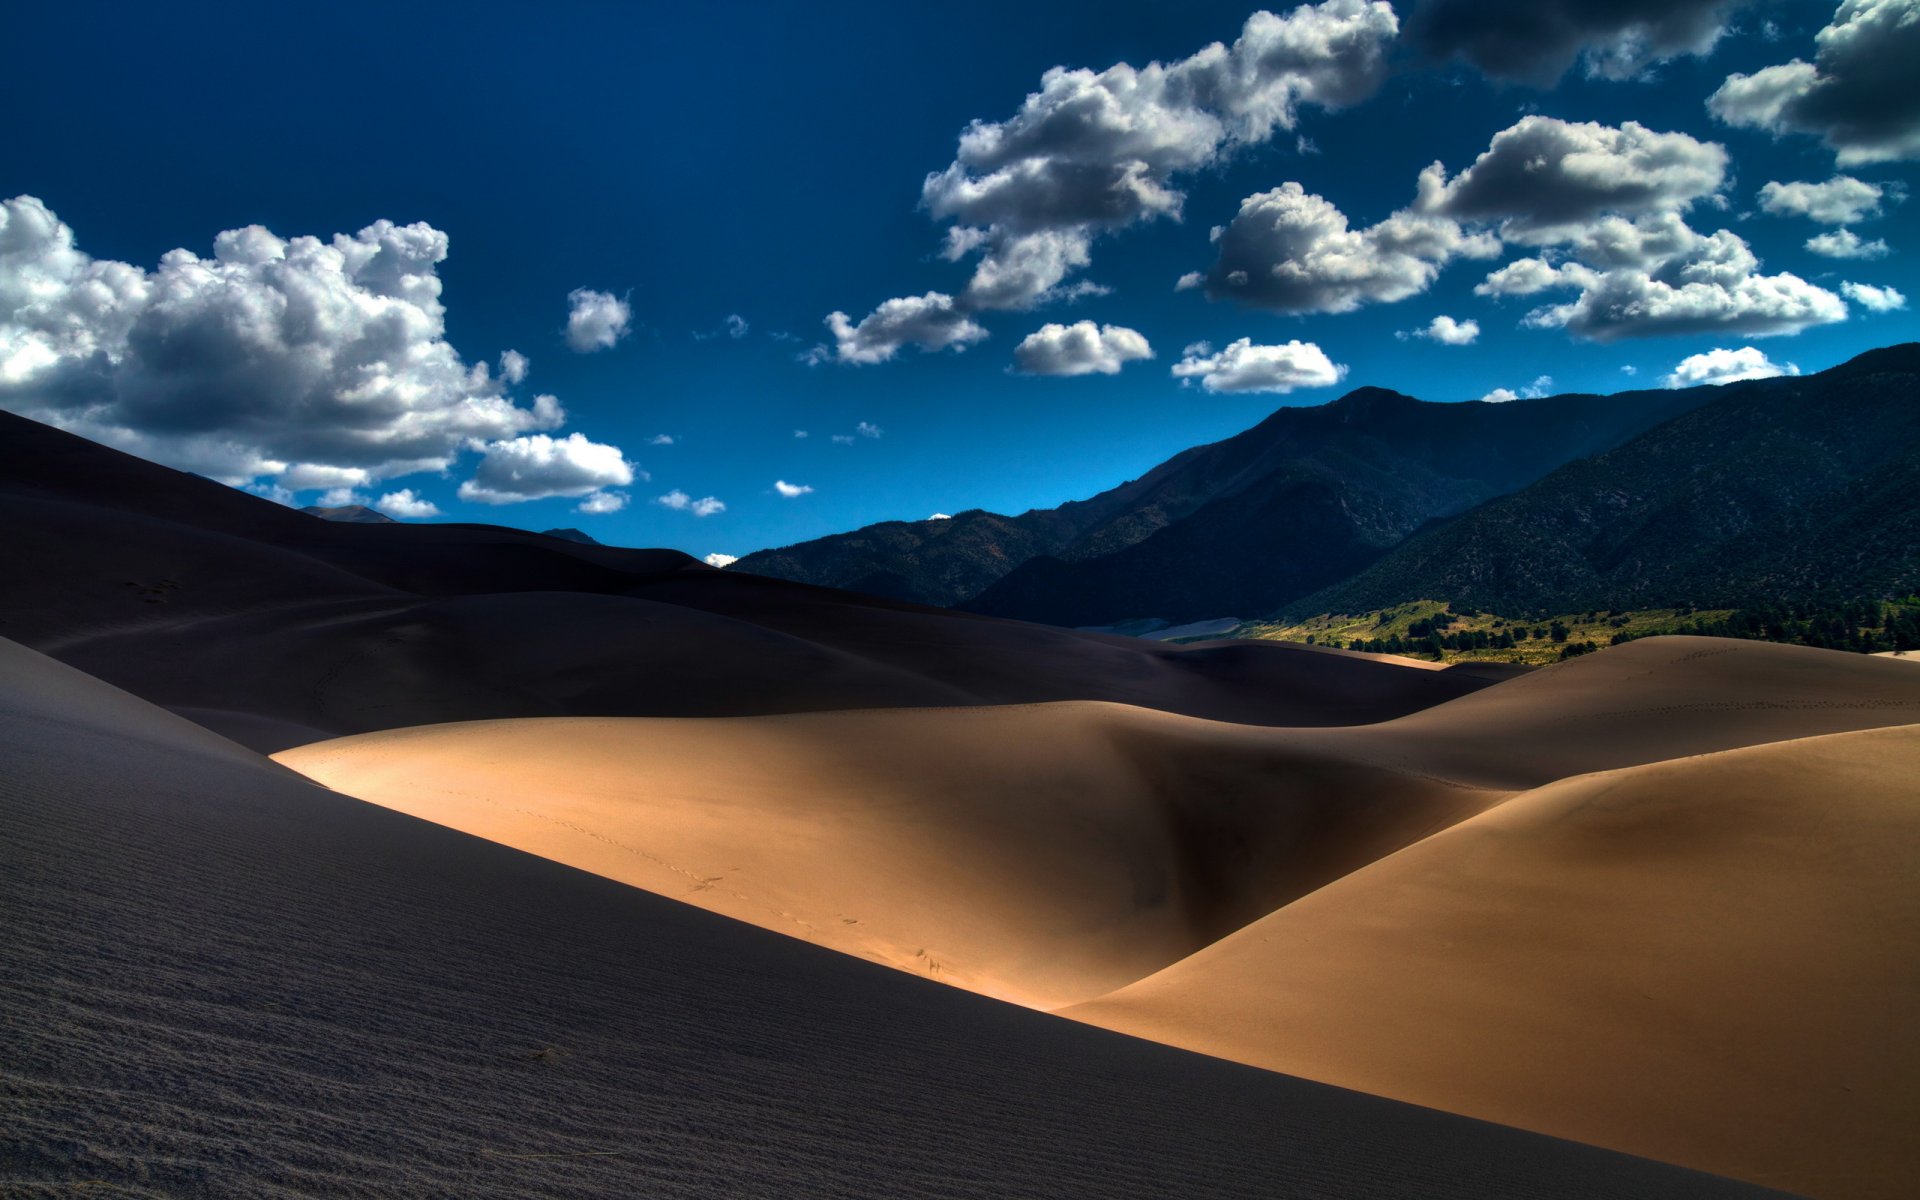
[737,344,1920,626]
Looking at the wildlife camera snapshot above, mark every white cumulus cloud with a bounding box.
[1013,321,1153,375]
[658,489,725,516]
[1199,182,1499,313]
[1807,228,1891,258]
[1709,0,1920,165]
[917,1,1402,313]
[1843,280,1908,310]
[703,552,739,568]
[1172,338,1346,393]
[1480,375,1554,403]
[773,479,814,497]
[374,488,440,519]
[822,292,987,364]
[0,194,585,489]
[576,490,629,514]
[1757,175,1887,224]
[565,288,632,352]
[1402,314,1481,344]
[457,433,637,505]
[1662,346,1799,387]
[1415,116,1728,242]
[1475,212,1848,340]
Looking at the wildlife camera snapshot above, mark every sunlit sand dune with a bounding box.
[274,635,1920,1197]
[277,638,1920,1011]
[276,703,1504,1009]
[1,635,1777,1198]
[1067,724,1920,1200]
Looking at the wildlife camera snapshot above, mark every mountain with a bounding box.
[1288,344,1920,619]
[301,503,395,523]
[738,383,1720,624]
[0,407,1505,751]
[541,526,600,544]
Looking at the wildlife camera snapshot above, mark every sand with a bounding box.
[0,636,1776,1199]
[274,637,1920,1197]
[1067,724,1920,1200]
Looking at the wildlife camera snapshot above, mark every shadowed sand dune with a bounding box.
[275,636,1920,1197]
[0,408,1499,750]
[1066,725,1920,1200]
[0,637,1781,1199]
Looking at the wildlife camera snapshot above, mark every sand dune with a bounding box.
[1,636,1776,1198]
[278,638,1920,1012]
[274,635,1920,1196]
[1067,724,1920,1200]
[277,704,1504,1009]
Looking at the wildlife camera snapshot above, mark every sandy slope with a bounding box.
[277,704,1504,1009]
[0,636,1776,1199]
[278,638,1920,1015]
[1067,724,1920,1200]
[274,636,1920,1196]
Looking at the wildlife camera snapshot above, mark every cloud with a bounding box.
[831,434,855,444]
[1404,0,1745,85]
[928,513,952,521]
[703,552,738,568]
[1709,0,1920,164]
[1480,374,1553,402]
[726,313,748,339]
[457,432,636,504]
[649,433,676,445]
[1198,182,1499,313]
[1807,228,1891,258]
[658,489,725,516]
[316,487,366,507]
[1013,320,1153,375]
[1401,314,1481,344]
[576,490,629,514]
[1172,338,1346,393]
[822,292,987,364]
[564,288,631,352]
[1474,212,1849,340]
[857,421,883,438]
[1416,116,1728,240]
[1662,345,1799,387]
[793,429,809,438]
[1843,280,1908,310]
[498,349,529,384]
[1757,175,1886,223]
[916,1,1401,313]
[773,479,814,497]
[0,195,578,487]
[374,488,440,519]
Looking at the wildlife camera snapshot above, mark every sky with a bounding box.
[2,0,1915,563]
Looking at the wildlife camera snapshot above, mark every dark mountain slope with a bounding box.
[1289,344,1920,619]
[962,384,1720,626]
[0,409,1503,749]
[742,383,1719,616]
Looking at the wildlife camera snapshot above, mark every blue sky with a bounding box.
[3,1,1915,562]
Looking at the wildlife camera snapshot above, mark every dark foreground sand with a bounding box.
[0,637,1784,1198]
